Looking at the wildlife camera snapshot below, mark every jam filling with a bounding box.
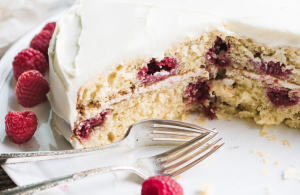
[137,57,178,85]
[76,112,108,140]
[185,80,217,120]
[251,59,292,79]
[206,37,232,68]
[266,88,299,107]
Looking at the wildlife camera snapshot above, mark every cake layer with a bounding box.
[217,36,300,85]
[77,68,209,122]
[54,76,206,148]
[212,68,300,127]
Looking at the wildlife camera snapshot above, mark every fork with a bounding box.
[0,119,217,165]
[1,131,224,195]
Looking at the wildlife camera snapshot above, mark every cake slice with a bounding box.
[48,0,300,148]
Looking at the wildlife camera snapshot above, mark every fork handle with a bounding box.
[0,139,128,165]
[1,165,144,195]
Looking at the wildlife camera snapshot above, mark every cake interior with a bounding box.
[54,31,300,148]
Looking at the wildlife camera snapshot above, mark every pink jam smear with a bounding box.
[267,88,298,107]
[137,57,178,85]
[206,37,232,68]
[76,112,107,140]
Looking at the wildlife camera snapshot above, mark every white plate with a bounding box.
[1,11,300,195]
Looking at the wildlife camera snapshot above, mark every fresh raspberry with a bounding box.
[5,110,38,144]
[15,70,50,107]
[42,22,56,34]
[12,48,47,80]
[142,175,183,195]
[30,30,53,61]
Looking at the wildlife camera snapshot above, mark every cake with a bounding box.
[48,0,300,149]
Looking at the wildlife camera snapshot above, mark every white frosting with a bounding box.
[48,0,300,130]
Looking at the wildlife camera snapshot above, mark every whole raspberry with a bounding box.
[142,175,183,195]
[30,30,53,61]
[5,110,38,144]
[12,48,47,80]
[15,70,50,107]
[42,22,56,34]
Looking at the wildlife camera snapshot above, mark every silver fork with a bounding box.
[0,119,216,165]
[1,132,224,195]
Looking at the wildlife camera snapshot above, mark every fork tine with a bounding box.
[162,138,222,170]
[159,135,220,167]
[156,132,217,162]
[152,138,194,142]
[151,130,199,137]
[151,124,216,134]
[166,143,224,178]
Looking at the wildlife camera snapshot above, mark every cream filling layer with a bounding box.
[226,68,300,91]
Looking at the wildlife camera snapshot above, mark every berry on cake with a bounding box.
[48,0,300,149]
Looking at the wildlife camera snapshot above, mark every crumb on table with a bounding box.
[266,136,278,142]
[281,140,291,148]
[198,183,214,195]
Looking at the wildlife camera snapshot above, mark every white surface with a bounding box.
[1,7,300,195]
[0,0,75,58]
[48,0,300,129]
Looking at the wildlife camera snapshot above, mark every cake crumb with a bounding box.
[126,156,132,159]
[275,161,281,166]
[272,130,277,133]
[209,155,217,162]
[257,151,265,157]
[174,175,182,180]
[283,166,300,181]
[228,118,232,121]
[258,169,270,176]
[266,186,274,194]
[251,148,256,153]
[266,136,278,142]
[261,131,268,137]
[261,125,269,137]
[181,114,191,122]
[281,139,291,148]
[263,158,269,163]
[198,183,214,195]
[193,117,207,127]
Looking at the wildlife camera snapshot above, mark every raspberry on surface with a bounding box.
[42,22,56,33]
[12,48,47,80]
[5,110,38,144]
[142,175,183,195]
[15,70,50,107]
[30,30,53,61]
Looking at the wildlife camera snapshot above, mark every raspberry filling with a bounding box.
[267,88,299,107]
[76,112,107,140]
[137,57,178,85]
[206,37,232,68]
[185,80,217,120]
[251,60,292,79]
